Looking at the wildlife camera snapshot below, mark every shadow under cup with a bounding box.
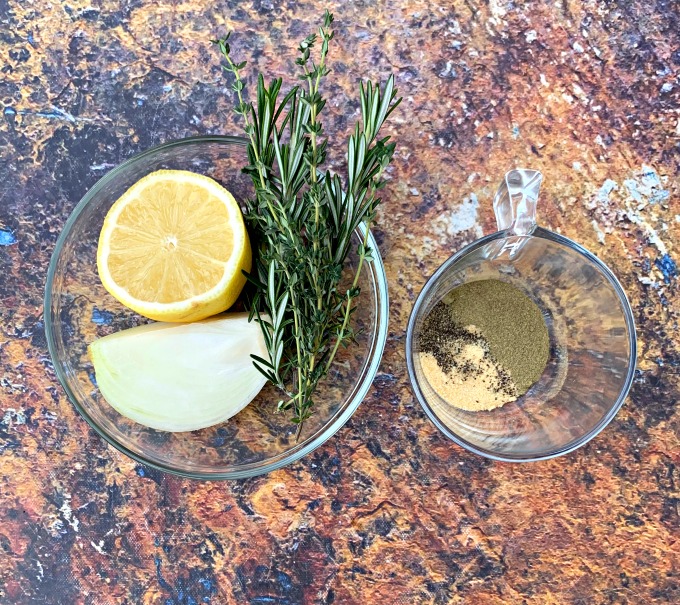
[407,227,637,461]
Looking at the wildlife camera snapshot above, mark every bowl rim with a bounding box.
[44,134,389,480]
[405,226,638,462]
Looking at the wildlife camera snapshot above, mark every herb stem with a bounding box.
[223,55,267,192]
[324,223,372,375]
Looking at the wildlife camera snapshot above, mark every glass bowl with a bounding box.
[45,136,388,479]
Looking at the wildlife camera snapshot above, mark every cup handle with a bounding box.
[493,169,542,236]
[488,169,542,260]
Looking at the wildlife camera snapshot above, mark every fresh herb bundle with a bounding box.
[215,11,400,437]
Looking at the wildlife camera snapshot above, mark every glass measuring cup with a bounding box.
[405,169,637,461]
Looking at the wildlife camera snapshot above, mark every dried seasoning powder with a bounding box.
[419,280,549,412]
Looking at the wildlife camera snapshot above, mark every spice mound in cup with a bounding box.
[418,279,549,411]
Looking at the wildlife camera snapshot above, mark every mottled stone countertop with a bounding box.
[1,0,679,603]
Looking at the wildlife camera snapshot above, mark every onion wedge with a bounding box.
[89,313,267,432]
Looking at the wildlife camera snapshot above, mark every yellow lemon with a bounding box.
[97,169,251,322]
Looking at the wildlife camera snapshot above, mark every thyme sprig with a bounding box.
[215,11,401,438]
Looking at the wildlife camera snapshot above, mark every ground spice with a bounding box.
[419,303,517,411]
[443,280,549,394]
[419,280,549,412]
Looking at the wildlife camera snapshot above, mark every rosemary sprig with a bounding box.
[215,12,401,438]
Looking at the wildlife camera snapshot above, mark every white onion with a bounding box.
[89,313,268,432]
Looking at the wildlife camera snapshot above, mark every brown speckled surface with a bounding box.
[1,1,679,603]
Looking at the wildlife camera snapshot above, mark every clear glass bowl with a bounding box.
[45,136,388,479]
[406,169,637,461]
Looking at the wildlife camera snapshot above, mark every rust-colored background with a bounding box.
[1,1,679,603]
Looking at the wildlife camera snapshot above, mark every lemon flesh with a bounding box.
[89,313,268,432]
[97,169,251,322]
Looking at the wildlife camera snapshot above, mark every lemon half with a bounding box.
[97,170,251,322]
